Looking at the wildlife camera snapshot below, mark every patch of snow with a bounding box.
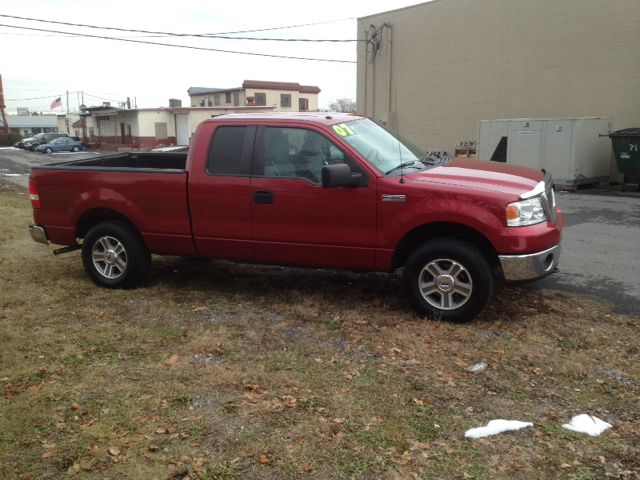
[465,420,533,439]
[0,147,21,150]
[561,415,612,436]
[49,150,92,155]
[0,173,24,177]
[468,362,488,372]
[151,146,189,152]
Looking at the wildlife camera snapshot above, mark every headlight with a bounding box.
[506,197,547,226]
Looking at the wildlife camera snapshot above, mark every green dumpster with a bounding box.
[605,128,640,191]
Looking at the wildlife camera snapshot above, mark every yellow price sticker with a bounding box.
[332,123,356,137]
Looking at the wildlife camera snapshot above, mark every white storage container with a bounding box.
[477,117,613,186]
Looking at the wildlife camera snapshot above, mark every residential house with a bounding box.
[68,80,322,150]
[188,80,320,113]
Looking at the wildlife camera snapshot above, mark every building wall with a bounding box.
[244,88,319,112]
[88,110,177,150]
[357,0,640,156]
[190,90,243,108]
[186,107,276,135]
[190,90,319,112]
[6,114,58,136]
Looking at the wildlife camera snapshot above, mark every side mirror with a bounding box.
[322,164,361,188]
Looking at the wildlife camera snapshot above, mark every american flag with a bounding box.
[50,97,62,109]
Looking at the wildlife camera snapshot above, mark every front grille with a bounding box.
[541,171,557,225]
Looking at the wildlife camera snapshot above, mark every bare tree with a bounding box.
[326,97,356,113]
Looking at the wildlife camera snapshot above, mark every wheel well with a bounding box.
[76,209,135,239]
[392,222,500,272]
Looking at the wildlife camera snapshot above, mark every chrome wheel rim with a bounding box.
[418,258,473,310]
[92,236,127,279]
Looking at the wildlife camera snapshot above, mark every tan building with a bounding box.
[188,80,320,113]
[357,0,640,160]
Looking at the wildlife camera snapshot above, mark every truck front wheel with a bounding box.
[403,238,493,322]
[82,220,151,289]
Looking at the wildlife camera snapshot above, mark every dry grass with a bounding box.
[1,181,639,480]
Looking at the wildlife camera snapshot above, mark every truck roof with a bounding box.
[204,112,362,126]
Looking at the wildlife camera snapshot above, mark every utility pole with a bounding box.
[0,75,9,134]
[66,90,69,114]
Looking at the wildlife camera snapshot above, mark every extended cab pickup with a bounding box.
[28,113,562,322]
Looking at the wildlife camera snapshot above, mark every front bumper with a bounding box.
[499,244,560,282]
[29,224,49,245]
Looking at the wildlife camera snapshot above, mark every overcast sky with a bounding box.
[1,0,426,115]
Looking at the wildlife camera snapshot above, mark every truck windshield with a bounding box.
[332,118,429,176]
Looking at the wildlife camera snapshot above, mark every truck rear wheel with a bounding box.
[403,238,493,322]
[82,220,151,289]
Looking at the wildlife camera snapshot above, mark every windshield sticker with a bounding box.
[332,123,356,137]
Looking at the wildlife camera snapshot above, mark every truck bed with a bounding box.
[30,151,194,254]
[32,152,188,173]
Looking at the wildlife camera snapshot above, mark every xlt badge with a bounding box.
[382,195,406,203]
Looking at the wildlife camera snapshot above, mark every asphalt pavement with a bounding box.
[1,146,639,316]
[525,188,640,316]
[0,146,103,188]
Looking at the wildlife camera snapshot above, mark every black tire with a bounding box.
[30,144,38,151]
[82,220,151,289]
[45,147,52,154]
[72,146,79,152]
[403,238,493,323]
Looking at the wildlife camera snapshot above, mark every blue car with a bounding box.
[36,138,88,154]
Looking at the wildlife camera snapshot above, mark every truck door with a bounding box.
[189,124,256,260]
[250,125,377,270]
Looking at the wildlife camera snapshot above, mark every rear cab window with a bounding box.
[206,126,256,176]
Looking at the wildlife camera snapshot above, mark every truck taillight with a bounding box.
[29,181,41,209]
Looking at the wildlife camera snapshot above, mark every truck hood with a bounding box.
[408,158,544,198]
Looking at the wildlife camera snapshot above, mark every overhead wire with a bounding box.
[365,24,386,64]
[6,94,64,101]
[0,23,356,63]
[0,14,360,41]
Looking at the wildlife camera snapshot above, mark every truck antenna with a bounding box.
[394,84,405,184]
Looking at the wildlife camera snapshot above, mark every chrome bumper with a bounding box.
[499,244,560,282]
[29,224,49,245]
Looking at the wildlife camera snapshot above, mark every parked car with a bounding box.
[23,132,69,151]
[28,113,562,322]
[35,137,88,154]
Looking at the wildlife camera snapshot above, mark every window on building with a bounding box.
[214,95,220,106]
[98,116,110,121]
[206,126,246,175]
[234,92,240,106]
[299,98,309,111]
[155,122,168,140]
[255,93,266,106]
[225,92,231,103]
[281,94,291,108]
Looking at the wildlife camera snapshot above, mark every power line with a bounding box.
[84,92,125,104]
[6,94,64,101]
[0,14,358,41]
[0,23,356,63]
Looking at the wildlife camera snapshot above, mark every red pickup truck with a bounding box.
[28,113,562,322]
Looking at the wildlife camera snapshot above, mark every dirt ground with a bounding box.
[1,183,639,479]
